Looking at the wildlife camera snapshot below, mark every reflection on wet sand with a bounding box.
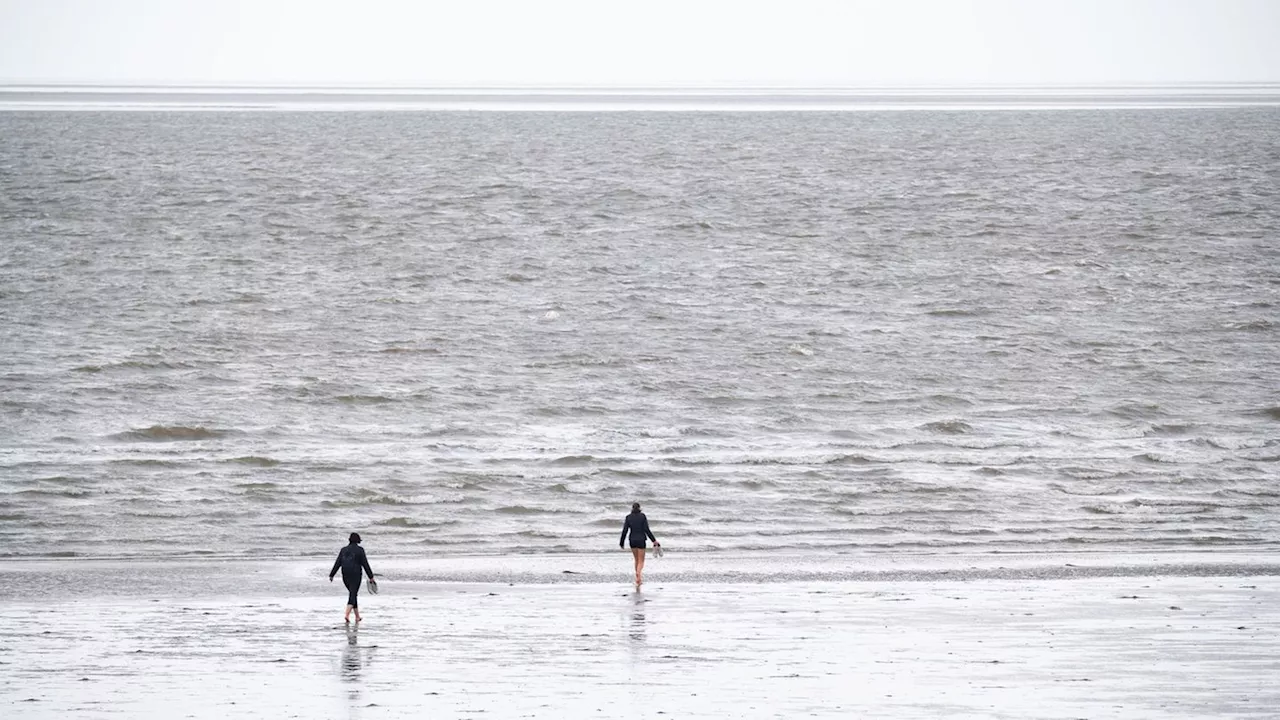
[341,622,368,711]
[629,591,646,645]
[342,624,361,681]
[3,575,1278,718]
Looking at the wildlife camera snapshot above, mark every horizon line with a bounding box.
[4,81,1280,93]
[4,82,1279,112]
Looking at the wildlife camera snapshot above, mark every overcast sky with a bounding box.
[1,0,1278,87]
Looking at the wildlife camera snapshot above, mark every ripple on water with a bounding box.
[2,111,1278,558]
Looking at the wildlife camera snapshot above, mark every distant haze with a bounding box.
[2,0,1279,87]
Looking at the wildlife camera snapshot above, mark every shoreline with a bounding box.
[4,548,1279,603]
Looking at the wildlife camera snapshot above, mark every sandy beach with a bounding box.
[2,552,1277,719]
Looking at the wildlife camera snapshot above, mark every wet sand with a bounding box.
[2,552,1278,718]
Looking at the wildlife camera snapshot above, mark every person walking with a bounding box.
[330,532,375,623]
[620,503,659,588]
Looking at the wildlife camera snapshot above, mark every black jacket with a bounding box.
[330,542,374,580]
[620,512,657,548]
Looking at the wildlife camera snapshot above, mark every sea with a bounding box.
[1,91,1278,563]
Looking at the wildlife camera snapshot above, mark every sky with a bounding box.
[1,0,1278,87]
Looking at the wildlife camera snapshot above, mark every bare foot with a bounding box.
[355,613,363,623]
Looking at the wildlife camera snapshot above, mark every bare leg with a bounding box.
[343,576,361,622]
[632,548,646,586]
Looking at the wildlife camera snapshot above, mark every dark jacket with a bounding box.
[620,511,657,548]
[330,542,374,580]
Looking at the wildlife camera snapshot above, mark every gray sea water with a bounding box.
[1,109,1278,560]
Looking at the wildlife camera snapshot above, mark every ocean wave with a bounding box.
[1056,467,1124,480]
[1189,535,1265,545]
[1211,488,1280,500]
[1131,452,1184,464]
[430,425,506,440]
[1223,319,1273,332]
[1083,498,1228,515]
[538,355,628,368]
[549,455,596,466]
[825,454,876,465]
[1106,402,1166,420]
[495,505,568,515]
[919,420,973,435]
[335,394,396,405]
[1047,481,1126,496]
[376,516,431,527]
[223,456,281,467]
[118,509,193,519]
[590,467,677,480]
[30,475,77,483]
[829,483,979,499]
[513,529,563,538]
[378,346,441,355]
[73,360,195,374]
[111,425,236,442]
[546,482,619,495]
[866,394,974,407]
[411,536,484,546]
[320,495,412,508]
[1145,423,1195,436]
[14,488,90,498]
[107,458,186,467]
[634,426,692,440]
[660,453,875,467]
[1196,437,1269,451]
[531,404,611,417]
[939,527,999,536]
[1248,406,1280,421]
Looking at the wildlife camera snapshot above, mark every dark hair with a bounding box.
[631,502,641,513]
[349,532,361,544]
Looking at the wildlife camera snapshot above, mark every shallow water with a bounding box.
[1,110,1278,559]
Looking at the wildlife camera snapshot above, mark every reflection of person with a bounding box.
[329,532,375,623]
[619,503,660,588]
[342,624,361,682]
[630,593,647,644]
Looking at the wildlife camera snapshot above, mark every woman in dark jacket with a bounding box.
[620,503,660,587]
[329,532,375,623]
